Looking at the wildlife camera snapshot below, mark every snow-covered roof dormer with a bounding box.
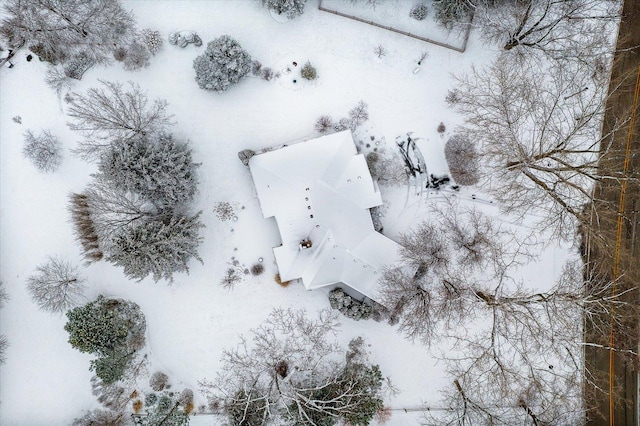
[248,130,403,301]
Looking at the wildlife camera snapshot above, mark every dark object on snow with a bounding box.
[427,173,450,190]
[396,133,427,177]
[26,54,32,61]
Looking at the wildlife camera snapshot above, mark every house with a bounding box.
[248,130,403,302]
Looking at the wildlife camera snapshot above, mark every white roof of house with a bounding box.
[249,130,403,301]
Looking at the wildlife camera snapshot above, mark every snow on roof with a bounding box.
[249,130,403,301]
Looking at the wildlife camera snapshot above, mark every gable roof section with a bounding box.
[248,130,403,301]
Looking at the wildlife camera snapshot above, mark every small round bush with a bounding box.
[444,134,480,186]
[301,61,317,80]
[250,263,264,276]
[410,3,429,20]
[193,35,252,92]
[150,371,169,391]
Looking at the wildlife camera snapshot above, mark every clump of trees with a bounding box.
[27,256,86,313]
[22,129,63,172]
[261,0,308,19]
[65,296,146,385]
[0,0,136,65]
[193,35,252,92]
[315,100,370,134]
[201,308,387,425]
[66,81,203,282]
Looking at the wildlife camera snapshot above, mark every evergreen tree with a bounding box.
[193,36,252,92]
[65,296,146,384]
[98,134,198,208]
[141,393,190,426]
[108,213,204,282]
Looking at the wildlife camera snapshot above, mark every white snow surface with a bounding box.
[0,1,574,425]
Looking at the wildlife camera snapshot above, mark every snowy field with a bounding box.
[0,1,575,425]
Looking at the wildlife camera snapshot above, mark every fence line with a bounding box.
[317,0,474,53]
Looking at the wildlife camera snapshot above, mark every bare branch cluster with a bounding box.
[22,129,63,172]
[27,256,86,313]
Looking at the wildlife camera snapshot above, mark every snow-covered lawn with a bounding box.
[0,1,573,425]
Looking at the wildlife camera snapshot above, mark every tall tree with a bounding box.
[193,36,252,93]
[0,0,136,64]
[27,256,86,313]
[201,308,387,425]
[66,80,174,161]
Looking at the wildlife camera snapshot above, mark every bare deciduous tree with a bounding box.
[26,256,86,313]
[22,129,63,172]
[0,0,136,64]
[66,80,173,160]
[450,56,619,240]
[476,0,619,60]
[201,308,387,425]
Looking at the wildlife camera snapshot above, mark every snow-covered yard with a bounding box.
[0,1,580,425]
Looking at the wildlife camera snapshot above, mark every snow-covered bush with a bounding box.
[27,256,86,313]
[410,3,429,20]
[72,409,125,426]
[300,60,317,80]
[168,31,202,48]
[140,29,163,55]
[333,117,351,132]
[349,100,369,129]
[193,35,252,92]
[213,201,235,220]
[328,288,373,320]
[108,213,204,283]
[22,129,63,172]
[260,0,308,19]
[63,51,96,80]
[444,134,480,186]
[149,371,169,391]
[98,133,198,208]
[144,392,189,425]
[250,263,264,276]
[315,115,334,133]
[238,149,255,166]
[121,41,150,71]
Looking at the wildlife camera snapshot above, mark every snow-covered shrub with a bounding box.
[150,371,169,391]
[98,133,198,208]
[27,256,86,313]
[437,122,446,134]
[121,41,150,71]
[63,51,95,80]
[261,0,308,19]
[113,47,127,62]
[72,409,125,426]
[238,149,255,166]
[445,88,461,105]
[168,31,202,48]
[68,192,104,262]
[250,263,264,276]
[445,134,480,186]
[410,3,429,20]
[300,61,317,80]
[145,393,189,425]
[315,115,334,133]
[22,129,63,172]
[328,288,373,321]
[193,35,252,92]
[213,201,235,220]
[333,117,351,132]
[140,29,163,55]
[349,100,369,129]
[108,213,205,283]
[251,59,262,76]
[260,67,276,81]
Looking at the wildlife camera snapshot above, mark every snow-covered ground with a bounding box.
[0,1,574,425]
